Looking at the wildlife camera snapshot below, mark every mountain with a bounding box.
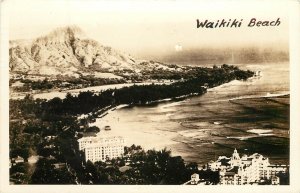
[9,26,181,80]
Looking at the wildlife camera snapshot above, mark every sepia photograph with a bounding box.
[1,0,300,192]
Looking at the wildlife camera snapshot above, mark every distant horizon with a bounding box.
[8,25,289,65]
[5,0,289,61]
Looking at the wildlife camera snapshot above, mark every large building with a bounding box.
[78,132,125,163]
[209,149,288,185]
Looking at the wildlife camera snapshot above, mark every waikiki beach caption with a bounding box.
[197,18,281,28]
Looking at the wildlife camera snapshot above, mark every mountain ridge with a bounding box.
[9,26,158,79]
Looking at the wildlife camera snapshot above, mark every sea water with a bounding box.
[90,62,290,165]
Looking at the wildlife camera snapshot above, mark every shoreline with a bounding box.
[79,78,249,149]
[79,78,268,123]
[9,81,172,100]
[229,92,289,102]
[83,82,290,127]
[84,86,290,164]
[80,92,204,125]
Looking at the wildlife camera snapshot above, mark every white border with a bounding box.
[289,0,300,190]
[1,0,300,193]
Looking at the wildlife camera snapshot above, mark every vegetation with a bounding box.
[10,64,253,93]
[9,64,254,184]
[10,76,126,92]
[12,144,219,185]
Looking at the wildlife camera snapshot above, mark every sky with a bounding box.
[5,0,289,58]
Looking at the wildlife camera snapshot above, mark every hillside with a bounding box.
[9,26,183,81]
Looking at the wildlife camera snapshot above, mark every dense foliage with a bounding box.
[10,77,126,92]
[9,64,254,184]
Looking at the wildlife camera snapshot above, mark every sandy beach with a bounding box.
[86,62,289,165]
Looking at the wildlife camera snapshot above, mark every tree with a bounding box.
[30,158,75,184]
[164,156,187,184]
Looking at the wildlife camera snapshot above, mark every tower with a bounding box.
[231,148,241,167]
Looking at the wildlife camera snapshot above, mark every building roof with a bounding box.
[268,164,288,168]
[119,166,131,173]
[224,172,236,176]
[217,156,230,161]
[78,134,124,142]
[84,139,125,150]
[53,163,66,169]
[228,166,239,174]
[28,156,39,164]
[219,158,230,166]
[15,156,24,161]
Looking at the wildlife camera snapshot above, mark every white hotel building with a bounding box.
[209,149,288,185]
[78,133,125,163]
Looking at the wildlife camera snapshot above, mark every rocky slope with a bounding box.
[9,26,182,80]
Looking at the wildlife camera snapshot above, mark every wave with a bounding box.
[177,130,201,138]
[115,104,129,110]
[180,122,198,129]
[226,136,256,141]
[207,80,244,92]
[159,101,183,112]
[166,113,175,117]
[258,133,275,136]
[180,121,215,129]
[229,92,289,102]
[247,129,273,134]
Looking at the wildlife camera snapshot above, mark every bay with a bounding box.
[90,62,290,165]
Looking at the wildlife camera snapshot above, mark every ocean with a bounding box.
[91,62,290,165]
